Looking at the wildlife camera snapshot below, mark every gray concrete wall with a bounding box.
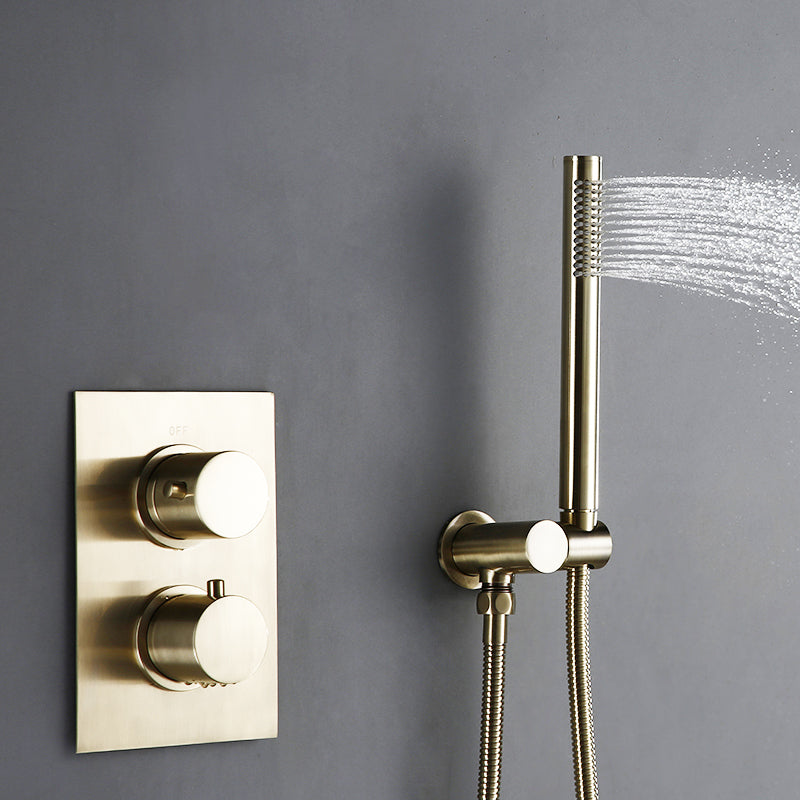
[2,1,799,797]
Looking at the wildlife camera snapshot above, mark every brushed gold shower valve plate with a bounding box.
[75,391,278,753]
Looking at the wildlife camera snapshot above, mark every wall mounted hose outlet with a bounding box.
[438,510,611,589]
[75,391,278,753]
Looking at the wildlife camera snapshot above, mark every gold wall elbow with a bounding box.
[438,510,611,590]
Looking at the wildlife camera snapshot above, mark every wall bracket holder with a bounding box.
[438,509,611,590]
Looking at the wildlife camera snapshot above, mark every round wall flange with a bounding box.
[438,509,496,590]
[133,585,207,691]
[135,444,202,549]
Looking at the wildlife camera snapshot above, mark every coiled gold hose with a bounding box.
[567,565,598,800]
[477,641,506,800]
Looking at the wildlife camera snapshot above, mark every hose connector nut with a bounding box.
[476,590,515,616]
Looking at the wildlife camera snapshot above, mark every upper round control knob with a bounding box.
[145,450,269,543]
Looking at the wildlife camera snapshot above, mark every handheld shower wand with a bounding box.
[437,156,609,800]
[562,155,603,800]
[561,155,602,534]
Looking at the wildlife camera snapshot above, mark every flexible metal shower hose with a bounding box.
[477,641,505,800]
[476,566,598,800]
[567,565,598,800]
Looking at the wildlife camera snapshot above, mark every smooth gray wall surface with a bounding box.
[2,1,799,798]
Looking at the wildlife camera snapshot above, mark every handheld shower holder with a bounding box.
[439,508,610,800]
[438,510,611,592]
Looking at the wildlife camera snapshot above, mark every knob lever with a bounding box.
[135,582,269,691]
[136,445,269,548]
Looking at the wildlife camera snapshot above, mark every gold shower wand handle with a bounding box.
[560,155,602,532]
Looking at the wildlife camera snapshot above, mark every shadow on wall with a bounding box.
[390,159,491,797]
[405,160,489,511]
[65,401,76,748]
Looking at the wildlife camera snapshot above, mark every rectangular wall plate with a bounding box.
[75,391,277,753]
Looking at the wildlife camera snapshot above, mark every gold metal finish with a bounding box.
[134,584,208,692]
[438,512,611,587]
[438,510,496,589]
[562,155,603,800]
[135,444,203,549]
[567,565,598,800]
[143,582,268,686]
[562,521,611,569]
[452,519,568,576]
[561,155,602,532]
[145,450,269,543]
[75,391,278,753]
[477,582,513,800]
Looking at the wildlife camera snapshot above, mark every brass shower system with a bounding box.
[437,156,611,800]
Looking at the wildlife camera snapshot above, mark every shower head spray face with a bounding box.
[570,163,603,278]
[560,156,602,531]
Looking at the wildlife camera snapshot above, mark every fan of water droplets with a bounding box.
[601,176,800,323]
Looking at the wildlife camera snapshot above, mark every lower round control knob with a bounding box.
[143,581,268,687]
